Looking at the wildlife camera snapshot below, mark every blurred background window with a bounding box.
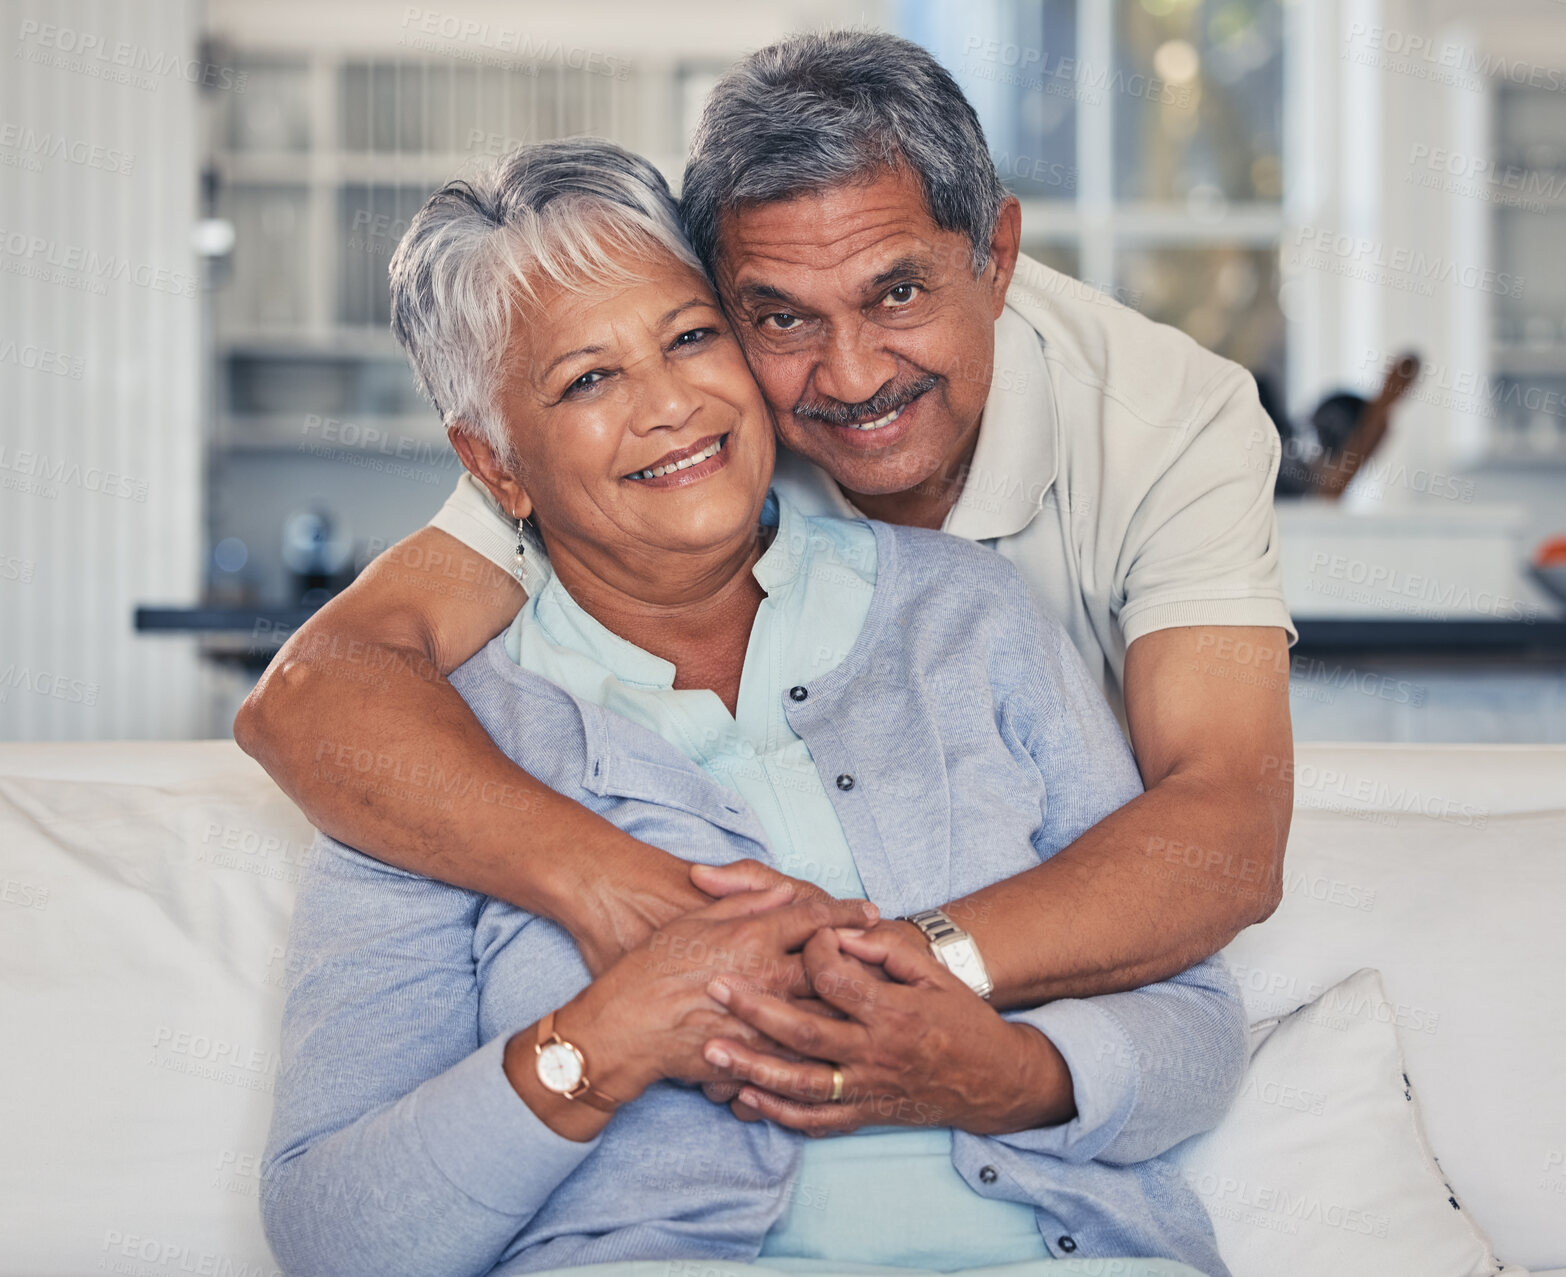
[1490,84,1566,462]
[203,43,654,615]
[909,0,1286,388]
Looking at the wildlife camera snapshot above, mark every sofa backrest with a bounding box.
[0,740,1562,1273]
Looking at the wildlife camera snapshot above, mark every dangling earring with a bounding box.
[512,514,527,584]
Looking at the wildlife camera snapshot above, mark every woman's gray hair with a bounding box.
[389,138,701,460]
[681,30,1005,277]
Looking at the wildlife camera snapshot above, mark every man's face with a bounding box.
[714,166,1019,499]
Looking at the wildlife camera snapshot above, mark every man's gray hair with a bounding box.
[389,138,700,459]
[681,30,1005,276]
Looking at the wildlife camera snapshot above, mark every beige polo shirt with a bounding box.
[428,254,1295,717]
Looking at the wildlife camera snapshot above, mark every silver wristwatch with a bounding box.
[901,907,993,999]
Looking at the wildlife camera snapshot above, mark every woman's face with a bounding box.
[484,248,775,592]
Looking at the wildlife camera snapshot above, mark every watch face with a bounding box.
[937,938,984,987]
[536,1041,584,1094]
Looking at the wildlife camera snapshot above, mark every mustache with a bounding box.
[792,372,940,427]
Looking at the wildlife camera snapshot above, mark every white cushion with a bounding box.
[0,742,310,1275]
[1226,744,1566,1271]
[1173,969,1501,1277]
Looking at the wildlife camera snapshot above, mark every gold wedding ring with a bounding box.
[829,1067,844,1103]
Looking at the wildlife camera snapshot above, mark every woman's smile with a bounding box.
[624,432,731,487]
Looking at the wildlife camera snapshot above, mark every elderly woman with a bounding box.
[260,140,1245,1277]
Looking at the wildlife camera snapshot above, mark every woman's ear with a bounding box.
[448,424,533,521]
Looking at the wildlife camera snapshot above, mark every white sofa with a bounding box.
[1,741,1563,1276]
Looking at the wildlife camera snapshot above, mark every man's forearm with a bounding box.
[237,640,705,969]
[945,770,1286,1009]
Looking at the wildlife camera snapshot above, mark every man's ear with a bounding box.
[448,424,533,522]
[985,195,1023,319]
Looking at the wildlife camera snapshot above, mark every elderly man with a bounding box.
[237,30,1294,1134]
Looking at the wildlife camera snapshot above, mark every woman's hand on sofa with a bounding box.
[700,923,1077,1138]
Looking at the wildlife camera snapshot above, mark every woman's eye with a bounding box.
[671,327,713,349]
[762,312,802,333]
[882,283,920,309]
[565,370,606,396]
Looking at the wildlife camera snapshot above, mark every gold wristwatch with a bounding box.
[902,907,994,999]
[533,1010,623,1112]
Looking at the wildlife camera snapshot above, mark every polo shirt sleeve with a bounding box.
[429,473,552,597]
[1115,365,1297,648]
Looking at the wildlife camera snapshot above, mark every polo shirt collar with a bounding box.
[942,305,1059,542]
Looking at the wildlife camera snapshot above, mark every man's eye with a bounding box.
[882,283,920,309]
[762,312,803,332]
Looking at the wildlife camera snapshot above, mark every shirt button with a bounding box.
[1057,1236,1077,1253]
[836,774,855,791]
[978,1165,998,1184]
[788,686,808,702]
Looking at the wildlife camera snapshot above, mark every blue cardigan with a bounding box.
[261,517,1245,1277]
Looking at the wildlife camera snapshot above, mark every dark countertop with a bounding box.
[1292,618,1566,657]
[136,606,318,635]
[137,606,1566,665]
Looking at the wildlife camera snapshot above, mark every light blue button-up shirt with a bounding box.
[505,492,875,903]
[505,493,1048,1269]
[264,497,1244,1277]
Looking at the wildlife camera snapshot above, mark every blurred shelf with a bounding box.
[216,150,687,187]
[1016,199,1285,245]
[219,412,448,454]
[218,328,404,355]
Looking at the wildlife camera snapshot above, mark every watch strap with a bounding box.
[535,1009,623,1112]
[901,907,994,999]
[904,907,964,946]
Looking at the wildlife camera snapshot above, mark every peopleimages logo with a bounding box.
[148,1024,280,1093]
[1307,551,1541,623]
[1182,1170,1391,1238]
[1343,21,1566,93]
[1360,345,1565,424]
[397,7,631,78]
[0,664,98,706]
[0,122,134,174]
[1260,754,1488,829]
[962,34,1193,108]
[0,226,197,298]
[0,443,150,502]
[0,337,85,379]
[15,20,248,91]
[1291,225,1524,298]
[99,1231,279,1277]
